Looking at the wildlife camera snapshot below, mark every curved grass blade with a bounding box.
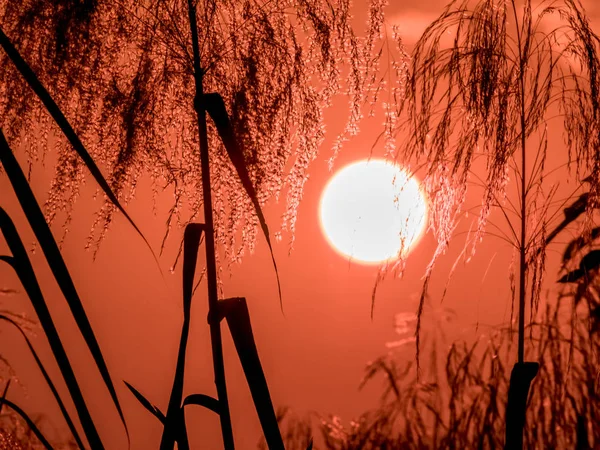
[0,313,85,449]
[0,208,103,448]
[204,93,282,311]
[1,397,54,449]
[0,131,129,446]
[558,251,600,286]
[124,381,165,424]
[218,297,284,450]
[546,193,592,246]
[160,224,204,450]
[182,394,220,415]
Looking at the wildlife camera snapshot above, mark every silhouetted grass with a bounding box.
[270,265,598,450]
[0,10,290,449]
[389,0,600,376]
[268,292,597,450]
[0,133,109,448]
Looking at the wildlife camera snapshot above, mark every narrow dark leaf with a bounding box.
[0,27,153,258]
[124,381,166,424]
[579,249,600,272]
[564,193,589,222]
[0,131,127,443]
[182,393,220,415]
[562,226,600,263]
[160,224,204,450]
[0,314,84,449]
[204,93,283,310]
[219,297,284,450]
[1,398,54,449]
[170,378,225,447]
[546,193,589,245]
[182,224,204,316]
[0,208,103,449]
[558,268,585,283]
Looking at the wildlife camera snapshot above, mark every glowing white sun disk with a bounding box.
[319,159,428,264]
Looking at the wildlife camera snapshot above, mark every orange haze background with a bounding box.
[1,1,599,448]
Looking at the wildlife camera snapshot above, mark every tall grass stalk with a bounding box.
[181,1,232,446]
[386,1,600,444]
[395,0,600,371]
[271,192,599,450]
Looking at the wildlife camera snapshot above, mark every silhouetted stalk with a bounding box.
[187,1,235,449]
[518,155,526,361]
[511,4,535,447]
[391,0,600,445]
[515,0,527,365]
[160,225,194,450]
[158,3,235,449]
[396,0,600,372]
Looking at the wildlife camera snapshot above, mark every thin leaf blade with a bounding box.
[182,393,220,415]
[204,93,283,310]
[160,223,204,450]
[0,379,9,415]
[219,297,284,450]
[0,131,121,446]
[0,314,85,449]
[0,26,151,255]
[580,249,600,272]
[0,208,103,449]
[558,268,585,283]
[124,381,166,424]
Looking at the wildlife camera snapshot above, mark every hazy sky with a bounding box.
[1,1,599,449]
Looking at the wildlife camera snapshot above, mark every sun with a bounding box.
[319,159,428,264]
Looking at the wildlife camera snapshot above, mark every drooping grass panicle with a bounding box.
[0,0,403,265]
[389,0,600,373]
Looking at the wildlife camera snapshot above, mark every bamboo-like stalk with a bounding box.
[186,1,235,449]
[159,225,203,450]
[513,0,527,365]
[510,5,533,448]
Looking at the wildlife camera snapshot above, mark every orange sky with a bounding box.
[1,1,600,449]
